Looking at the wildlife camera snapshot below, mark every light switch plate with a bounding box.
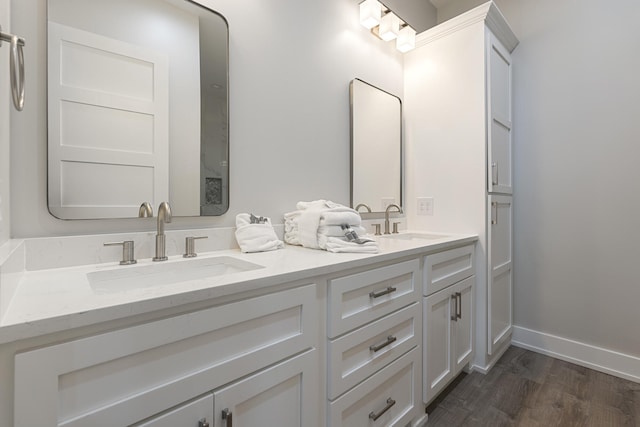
[417,197,434,216]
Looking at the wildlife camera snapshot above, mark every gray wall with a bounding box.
[500,0,640,358]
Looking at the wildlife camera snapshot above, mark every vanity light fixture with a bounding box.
[359,0,416,53]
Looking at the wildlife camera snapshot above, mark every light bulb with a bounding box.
[396,25,416,53]
[378,12,400,41]
[359,0,382,30]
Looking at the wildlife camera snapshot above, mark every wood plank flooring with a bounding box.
[424,346,640,427]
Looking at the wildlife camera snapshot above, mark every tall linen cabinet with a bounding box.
[403,1,518,375]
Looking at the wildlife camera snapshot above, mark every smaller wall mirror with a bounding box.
[350,78,402,213]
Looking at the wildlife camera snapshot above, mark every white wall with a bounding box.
[9,0,404,237]
[495,0,640,361]
[0,0,10,246]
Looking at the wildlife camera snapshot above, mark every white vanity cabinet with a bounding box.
[326,259,422,426]
[14,284,318,427]
[404,1,518,371]
[423,245,475,404]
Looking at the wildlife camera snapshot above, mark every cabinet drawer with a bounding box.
[328,347,421,427]
[14,284,317,427]
[328,259,420,338]
[328,302,420,400]
[424,244,475,295]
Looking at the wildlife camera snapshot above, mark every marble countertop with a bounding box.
[0,231,477,344]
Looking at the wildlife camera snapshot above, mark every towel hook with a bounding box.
[0,25,26,111]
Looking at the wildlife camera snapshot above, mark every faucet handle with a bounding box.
[372,223,382,236]
[184,236,208,258]
[104,240,137,265]
[392,222,401,234]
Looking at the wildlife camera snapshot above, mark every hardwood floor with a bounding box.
[424,346,640,427]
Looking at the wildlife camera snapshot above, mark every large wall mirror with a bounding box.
[350,78,402,213]
[47,0,229,219]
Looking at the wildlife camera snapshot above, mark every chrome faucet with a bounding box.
[384,204,402,234]
[355,203,372,213]
[138,202,153,218]
[153,201,172,261]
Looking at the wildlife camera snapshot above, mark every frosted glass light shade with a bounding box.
[396,25,416,52]
[378,12,400,41]
[360,0,382,29]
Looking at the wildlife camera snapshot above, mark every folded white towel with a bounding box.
[284,200,378,253]
[235,213,284,253]
[323,236,379,254]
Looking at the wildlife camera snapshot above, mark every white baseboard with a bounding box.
[512,326,640,383]
[471,337,511,374]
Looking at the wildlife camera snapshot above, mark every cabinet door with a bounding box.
[452,276,474,373]
[423,287,454,404]
[137,393,213,427]
[488,194,513,355]
[213,350,317,427]
[487,31,513,194]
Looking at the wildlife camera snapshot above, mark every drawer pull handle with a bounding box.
[369,286,397,298]
[369,397,396,421]
[198,418,210,427]
[222,408,232,427]
[370,335,397,352]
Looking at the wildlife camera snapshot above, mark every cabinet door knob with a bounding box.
[368,397,396,421]
[198,418,210,427]
[222,408,233,427]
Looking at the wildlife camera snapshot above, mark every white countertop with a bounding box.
[0,232,477,344]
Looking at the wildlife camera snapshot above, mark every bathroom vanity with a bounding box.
[0,231,476,427]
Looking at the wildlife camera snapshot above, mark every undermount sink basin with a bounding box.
[379,232,450,241]
[88,256,264,293]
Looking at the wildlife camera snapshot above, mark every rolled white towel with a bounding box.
[235,213,284,253]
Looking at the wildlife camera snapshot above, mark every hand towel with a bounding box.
[235,213,284,253]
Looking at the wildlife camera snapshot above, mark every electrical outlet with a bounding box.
[417,197,434,216]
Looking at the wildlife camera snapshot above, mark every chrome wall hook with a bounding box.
[0,25,26,111]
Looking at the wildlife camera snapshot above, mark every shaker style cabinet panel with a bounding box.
[328,348,421,427]
[327,259,420,338]
[488,194,513,355]
[14,284,317,427]
[212,350,317,427]
[487,31,513,195]
[423,276,474,404]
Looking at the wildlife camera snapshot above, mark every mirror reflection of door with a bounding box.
[350,78,402,213]
[46,0,229,219]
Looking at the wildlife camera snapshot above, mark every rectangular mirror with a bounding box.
[47,0,229,219]
[350,78,402,213]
